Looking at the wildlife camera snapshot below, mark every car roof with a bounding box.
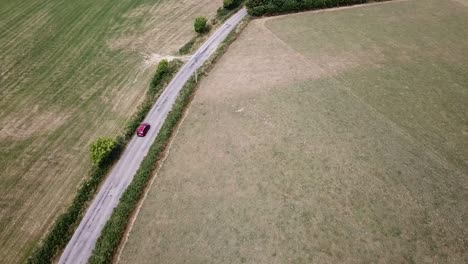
[137,123,149,132]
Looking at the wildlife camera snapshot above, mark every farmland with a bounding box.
[119,0,468,263]
[0,0,218,263]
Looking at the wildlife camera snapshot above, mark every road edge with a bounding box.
[88,14,251,264]
[113,16,251,264]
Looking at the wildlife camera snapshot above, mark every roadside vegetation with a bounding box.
[89,17,250,264]
[246,0,386,16]
[179,0,245,55]
[90,137,118,166]
[123,60,182,141]
[27,60,181,264]
[194,16,209,34]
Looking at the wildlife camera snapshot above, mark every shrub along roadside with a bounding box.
[27,59,181,264]
[218,0,245,19]
[90,137,118,167]
[194,16,208,33]
[178,37,196,55]
[223,0,243,9]
[246,0,388,16]
[216,1,245,21]
[89,16,251,264]
[178,1,245,55]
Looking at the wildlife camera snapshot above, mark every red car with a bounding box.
[137,123,151,137]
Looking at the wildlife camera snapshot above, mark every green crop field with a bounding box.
[118,0,468,263]
[0,0,218,263]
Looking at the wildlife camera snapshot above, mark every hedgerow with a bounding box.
[27,59,181,264]
[224,0,244,9]
[246,0,387,16]
[218,0,246,20]
[89,16,251,264]
[178,38,196,55]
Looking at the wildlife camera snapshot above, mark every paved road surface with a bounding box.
[59,8,247,264]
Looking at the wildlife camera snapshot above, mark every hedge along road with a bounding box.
[58,8,248,264]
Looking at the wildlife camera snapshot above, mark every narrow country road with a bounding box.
[59,8,247,264]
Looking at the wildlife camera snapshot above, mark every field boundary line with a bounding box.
[258,19,309,62]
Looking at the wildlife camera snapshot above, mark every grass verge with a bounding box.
[27,60,182,264]
[89,16,251,264]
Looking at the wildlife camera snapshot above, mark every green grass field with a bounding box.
[118,0,468,263]
[0,0,218,262]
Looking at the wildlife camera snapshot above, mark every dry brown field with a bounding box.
[120,0,468,263]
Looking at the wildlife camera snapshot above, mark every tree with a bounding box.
[90,137,117,166]
[151,59,169,87]
[224,0,235,9]
[224,0,243,9]
[194,16,208,34]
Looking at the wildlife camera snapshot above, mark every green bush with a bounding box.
[216,6,230,18]
[216,2,245,21]
[246,0,385,16]
[90,137,118,166]
[194,16,208,33]
[224,0,235,8]
[178,37,196,55]
[150,59,169,88]
[224,0,244,9]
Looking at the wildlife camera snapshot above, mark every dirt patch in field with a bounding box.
[107,0,219,54]
[453,0,468,7]
[196,19,322,103]
[198,16,388,105]
[142,53,190,68]
[0,106,69,141]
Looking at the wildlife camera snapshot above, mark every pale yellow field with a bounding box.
[0,0,218,263]
[119,0,468,263]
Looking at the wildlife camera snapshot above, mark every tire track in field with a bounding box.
[1,0,129,259]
